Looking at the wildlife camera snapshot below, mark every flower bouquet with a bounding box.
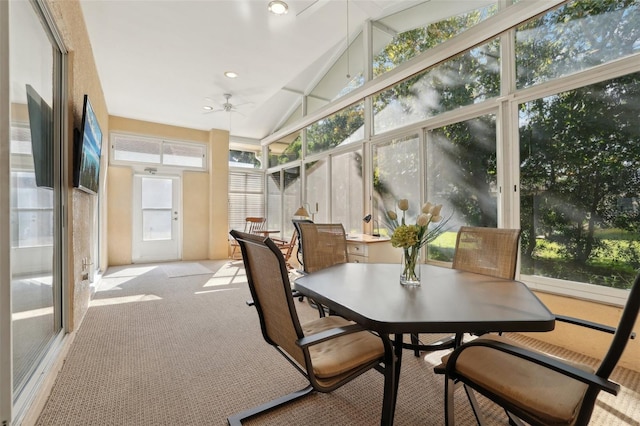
[386,199,449,286]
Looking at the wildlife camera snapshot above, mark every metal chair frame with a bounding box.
[443,271,640,426]
[227,230,396,425]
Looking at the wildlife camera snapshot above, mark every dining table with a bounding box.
[293,262,555,425]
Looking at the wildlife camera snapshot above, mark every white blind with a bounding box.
[229,171,265,231]
[111,133,206,170]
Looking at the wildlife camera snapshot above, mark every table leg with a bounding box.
[380,333,404,426]
[392,334,403,417]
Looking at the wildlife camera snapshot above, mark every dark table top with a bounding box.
[294,263,555,335]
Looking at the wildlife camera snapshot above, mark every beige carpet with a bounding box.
[35,260,640,425]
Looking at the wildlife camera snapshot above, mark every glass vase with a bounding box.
[400,246,421,286]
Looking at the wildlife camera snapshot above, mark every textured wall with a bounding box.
[48,0,108,331]
[526,291,640,372]
[108,116,228,263]
[183,171,210,261]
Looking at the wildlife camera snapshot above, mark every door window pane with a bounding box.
[141,178,172,241]
[143,210,172,241]
[519,74,640,289]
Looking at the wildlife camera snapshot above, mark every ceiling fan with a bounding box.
[203,93,250,115]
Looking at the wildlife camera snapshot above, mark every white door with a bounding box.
[132,174,181,263]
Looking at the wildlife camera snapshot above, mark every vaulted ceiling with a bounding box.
[80,1,483,142]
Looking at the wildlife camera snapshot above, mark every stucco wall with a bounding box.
[523,291,640,372]
[48,0,108,331]
[107,116,228,264]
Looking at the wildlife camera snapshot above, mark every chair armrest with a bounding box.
[555,315,635,339]
[446,338,620,396]
[296,323,367,348]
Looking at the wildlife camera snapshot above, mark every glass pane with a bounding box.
[373,135,421,236]
[283,166,301,228]
[142,210,172,240]
[141,178,172,209]
[516,1,640,89]
[229,171,265,232]
[427,114,498,262]
[229,149,261,168]
[10,0,60,398]
[163,142,205,168]
[519,73,640,289]
[374,2,497,78]
[307,102,364,156]
[331,150,363,234]
[267,171,284,234]
[308,32,364,114]
[305,159,328,223]
[373,39,500,135]
[113,135,161,163]
[268,130,301,167]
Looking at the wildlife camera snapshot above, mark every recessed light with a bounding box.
[268,0,288,15]
[203,105,213,111]
[224,71,238,79]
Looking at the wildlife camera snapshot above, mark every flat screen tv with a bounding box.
[25,84,54,189]
[74,94,102,195]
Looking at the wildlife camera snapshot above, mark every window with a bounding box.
[228,171,264,232]
[305,159,328,222]
[111,133,207,170]
[306,102,364,156]
[373,39,500,135]
[268,131,301,167]
[426,114,498,261]
[519,74,640,289]
[516,0,640,89]
[373,134,421,235]
[373,2,497,78]
[331,149,363,234]
[264,0,640,300]
[229,149,261,168]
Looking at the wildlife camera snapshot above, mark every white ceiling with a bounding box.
[80,0,430,142]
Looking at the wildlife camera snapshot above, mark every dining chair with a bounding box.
[230,217,267,259]
[297,222,349,317]
[297,223,348,273]
[410,226,522,356]
[291,218,314,269]
[227,230,395,425]
[442,270,640,426]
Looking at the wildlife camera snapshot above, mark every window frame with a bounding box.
[110,132,208,171]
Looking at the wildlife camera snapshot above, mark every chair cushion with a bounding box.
[442,335,594,426]
[302,316,384,379]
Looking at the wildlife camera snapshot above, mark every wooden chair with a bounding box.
[442,270,640,426]
[410,226,522,356]
[227,230,395,425]
[230,217,266,259]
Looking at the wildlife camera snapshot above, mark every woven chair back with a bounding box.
[298,223,348,274]
[452,226,521,280]
[230,230,306,367]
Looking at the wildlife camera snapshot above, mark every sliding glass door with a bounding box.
[6,0,66,422]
